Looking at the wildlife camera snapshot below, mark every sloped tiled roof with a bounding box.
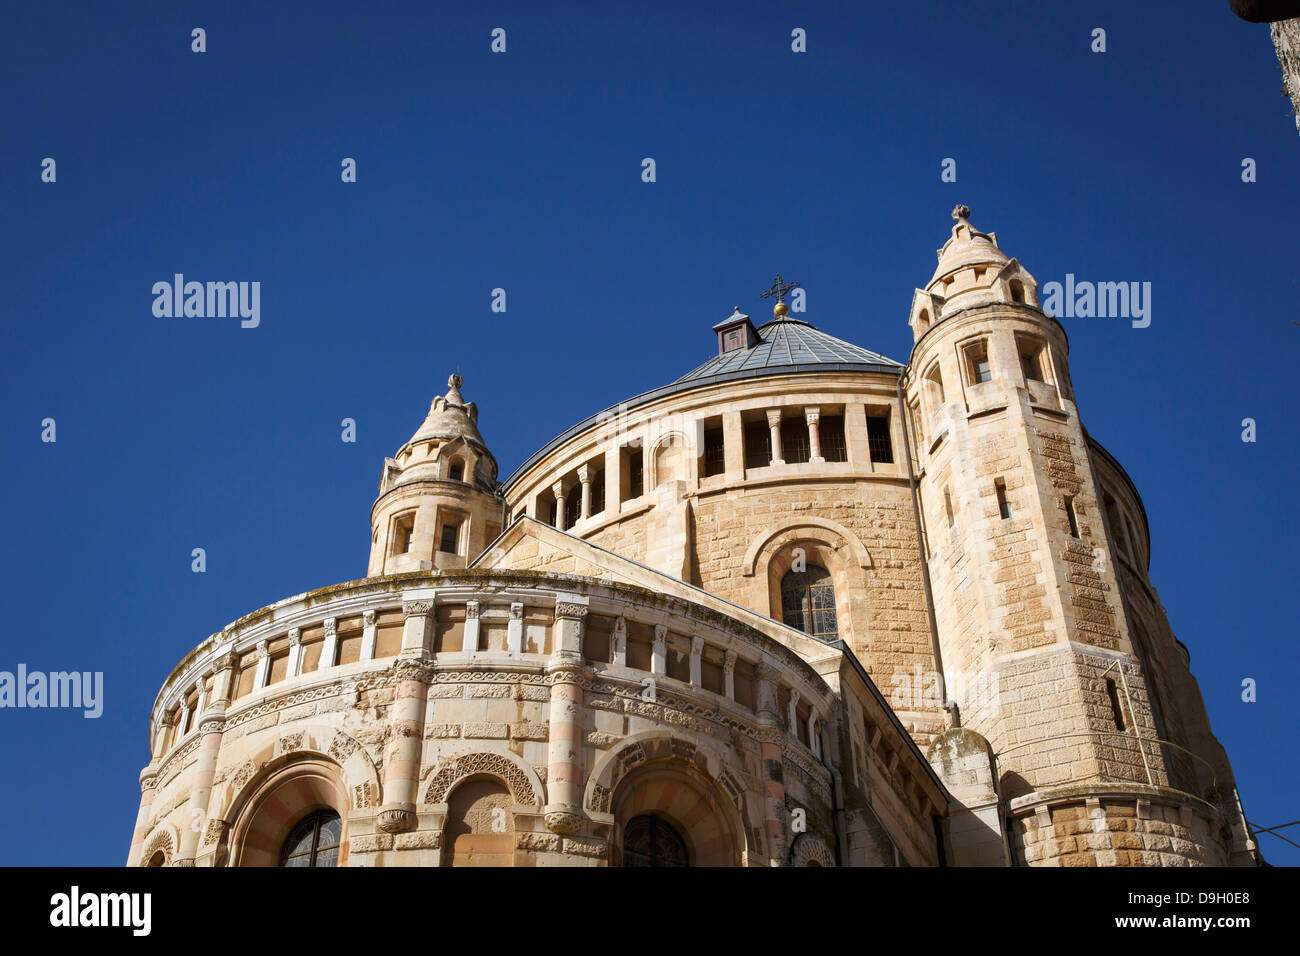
[674,318,902,383]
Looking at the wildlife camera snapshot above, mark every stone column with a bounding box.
[544,601,589,834]
[766,409,785,465]
[286,627,302,678]
[321,617,338,670]
[611,615,627,666]
[689,636,704,687]
[578,463,593,521]
[176,652,234,865]
[151,715,170,761]
[755,660,789,866]
[252,641,270,693]
[787,689,801,741]
[377,598,435,834]
[552,480,567,528]
[507,602,524,655]
[177,696,192,736]
[805,406,824,463]
[361,610,377,661]
[129,767,159,865]
[723,650,737,700]
[807,713,821,758]
[463,600,481,652]
[651,624,667,675]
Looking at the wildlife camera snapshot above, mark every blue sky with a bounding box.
[1,1,1296,865]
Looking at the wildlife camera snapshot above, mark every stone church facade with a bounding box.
[129,208,1261,867]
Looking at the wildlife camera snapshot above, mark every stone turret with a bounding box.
[367,374,503,576]
[905,207,1254,866]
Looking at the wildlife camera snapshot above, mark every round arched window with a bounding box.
[781,565,839,641]
[622,814,689,867]
[278,809,342,867]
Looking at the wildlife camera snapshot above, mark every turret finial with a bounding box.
[952,204,970,221]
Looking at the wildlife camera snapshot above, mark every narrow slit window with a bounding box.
[702,425,725,477]
[626,447,644,500]
[995,479,1011,520]
[944,488,954,527]
[1065,495,1080,538]
[1106,678,1127,732]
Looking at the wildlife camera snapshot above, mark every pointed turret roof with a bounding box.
[928,204,1008,288]
[406,374,488,450]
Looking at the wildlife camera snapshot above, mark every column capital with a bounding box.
[577,463,594,484]
[466,600,480,620]
[255,640,269,660]
[555,602,588,621]
[392,656,435,684]
[804,405,821,423]
[403,599,435,618]
[765,408,783,428]
[755,660,782,684]
[363,609,376,627]
[723,649,737,672]
[322,617,338,638]
[690,636,705,654]
[287,627,301,647]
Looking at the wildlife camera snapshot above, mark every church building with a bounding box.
[129,207,1260,867]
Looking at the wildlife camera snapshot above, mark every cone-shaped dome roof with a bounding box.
[928,204,1008,288]
[406,374,488,450]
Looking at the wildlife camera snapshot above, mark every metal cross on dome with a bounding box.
[759,274,801,304]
